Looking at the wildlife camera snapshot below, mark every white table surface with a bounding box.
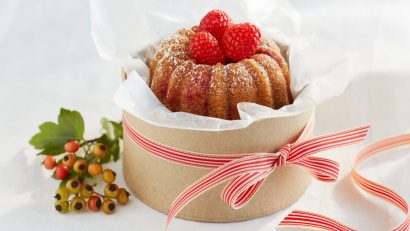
[1,0,409,230]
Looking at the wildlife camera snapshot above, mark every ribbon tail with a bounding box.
[279,134,410,231]
[278,210,356,231]
[353,134,410,231]
[353,170,410,231]
[288,124,370,163]
[222,170,273,209]
[165,154,274,230]
[296,157,339,182]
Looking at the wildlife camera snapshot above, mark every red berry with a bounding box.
[55,164,69,180]
[221,23,261,62]
[199,9,233,40]
[189,32,225,65]
[43,155,56,170]
[88,195,102,212]
[64,140,80,153]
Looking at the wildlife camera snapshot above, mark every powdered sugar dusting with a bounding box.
[149,28,291,120]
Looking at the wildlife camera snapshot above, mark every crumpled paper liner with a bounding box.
[91,0,358,131]
[123,109,313,222]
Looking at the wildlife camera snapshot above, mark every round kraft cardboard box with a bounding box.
[122,109,313,222]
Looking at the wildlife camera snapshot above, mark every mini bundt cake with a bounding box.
[149,10,292,120]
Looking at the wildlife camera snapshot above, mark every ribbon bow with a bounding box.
[123,115,370,229]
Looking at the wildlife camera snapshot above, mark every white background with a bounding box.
[0,0,409,230]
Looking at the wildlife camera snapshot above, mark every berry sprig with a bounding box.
[189,9,262,65]
[30,108,129,214]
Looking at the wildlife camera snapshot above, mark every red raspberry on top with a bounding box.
[221,23,261,62]
[191,25,199,32]
[189,32,225,65]
[199,9,233,41]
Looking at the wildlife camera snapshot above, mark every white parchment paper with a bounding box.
[90,0,358,131]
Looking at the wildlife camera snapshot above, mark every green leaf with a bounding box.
[99,118,122,163]
[111,121,123,140]
[59,179,68,188]
[111,140,120,161]
[29,108,85,155]
[101,118,123,140]
[58,108,84,141]
[36,146,65,156]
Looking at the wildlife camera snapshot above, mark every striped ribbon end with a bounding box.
[279,134,410,231]
[279,210,356,231]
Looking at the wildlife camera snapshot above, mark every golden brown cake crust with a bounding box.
[252,54,290,109]
[242,59,273,109]
[149,28,293,120]
[207,64,229,119]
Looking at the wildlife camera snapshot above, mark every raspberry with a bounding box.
[191,25,199,32]
[189,32,225,65]
[221,23,261,62]
[199,9,233,40]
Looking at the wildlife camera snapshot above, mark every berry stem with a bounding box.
[85,155,97,163]
[94,191,105,198]
[80,138,99,147]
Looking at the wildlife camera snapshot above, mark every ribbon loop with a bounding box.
[222,171,270,209]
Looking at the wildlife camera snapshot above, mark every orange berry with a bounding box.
[102,169,116,184]
[43,155,56,169]
[73,159,87,174]
[80,184,94,198]
[88,195,102,212]
[88,162,102,176]
[104,184,119,198]
[66,179,81,194]
[64,140,80,153]
[92,143,108,158]
[102,199,116,214]
[117,188,130,205]
[70,196,86,212]
[62,154,76,168]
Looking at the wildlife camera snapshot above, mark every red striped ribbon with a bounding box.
[279,134,410,231]
[123,116,370,230]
